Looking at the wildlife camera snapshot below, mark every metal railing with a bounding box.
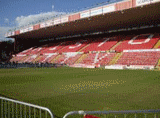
[0,96,55,118]
[63,109,160,118]
[1,96,160,118]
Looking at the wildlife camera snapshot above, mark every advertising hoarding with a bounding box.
[103,5,115,13]
[61,16,68,23]
[15,30,20,35]
[28,26,33,31]
[91,8,102,16]
[40,22,46,28]
[20,29,24,33]
[46,20,53,27]
[23,27,28,33]
[69,13,80,21]
[54,18,61,25]
[151,0,160,3]
[80,11,90,18]
[33,24,40,30]
[136,0,151,6]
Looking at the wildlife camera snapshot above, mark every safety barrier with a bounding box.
[63,109,160,118]
[0,96,55,118]
[1,96,160,118]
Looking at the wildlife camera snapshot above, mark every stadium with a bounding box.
[1,0,160,117]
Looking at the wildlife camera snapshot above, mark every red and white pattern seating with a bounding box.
[115,34,159,52]
[116,51,160,66]
[58,40,90,53]
[95,53,116,65]
[81,36,122,52]
[10,55,26,62]
[64,53,82,65]
[40,42,64,54]
[23,55,38,63]
[78,53,96,65]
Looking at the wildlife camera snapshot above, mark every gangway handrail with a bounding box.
[63,109,160,118]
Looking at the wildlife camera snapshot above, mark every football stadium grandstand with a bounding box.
[1,0,160,117]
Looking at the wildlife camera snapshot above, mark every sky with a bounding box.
[0,0,111,41]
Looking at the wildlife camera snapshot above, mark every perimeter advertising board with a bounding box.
[33,24,40,30]
[91,7,102,16]
[150,0,160,3]
[28,26,33,31]
[136,0,159,6]
[136,0,150,6]
[103,5,115,13]
[20,29,24,33]
[116,1,131,11]
[15,30,20,35]
[69,13,80,21]
[46,20,53,27]
[61,16,68,23]
[23,27,28,33]
[80,10,90,18]
[54,18,61,25]
[40,22,46,28]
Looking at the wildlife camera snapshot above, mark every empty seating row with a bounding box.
[116,51,160,66]
[96,53,116,65]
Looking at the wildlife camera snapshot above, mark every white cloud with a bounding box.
[15,11,65,27]
[4,18,9,24]
[52,5,54,10]
[0,27,14,41]
[1,11,66,41]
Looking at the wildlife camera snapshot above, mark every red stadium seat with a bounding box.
[53,53,82,65]
[81,36,121,52]
[116,51,160,66]
[115,34,159,52]
[57,40,90,53]
[41,42,64,54]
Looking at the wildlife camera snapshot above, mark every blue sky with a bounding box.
[0,0,110,41]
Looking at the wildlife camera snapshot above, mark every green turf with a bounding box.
[0,67,160,118]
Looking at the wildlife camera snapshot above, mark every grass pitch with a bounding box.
[0,67,160,118]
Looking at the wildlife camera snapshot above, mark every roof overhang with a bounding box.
[8,2,160,40]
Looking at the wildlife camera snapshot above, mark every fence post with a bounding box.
[135,113,136,118]
[144,113,146,118]
[154,113,156,118]
[8,101,10,118]
[1,99,3,118]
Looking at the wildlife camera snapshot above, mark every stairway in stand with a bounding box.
[74,54,88,64]
[156,59,160,69]
[109,52,123,65]
[154,40,160,49]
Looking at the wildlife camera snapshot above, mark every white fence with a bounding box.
[0,96,55,118]
[1,96,160,118]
